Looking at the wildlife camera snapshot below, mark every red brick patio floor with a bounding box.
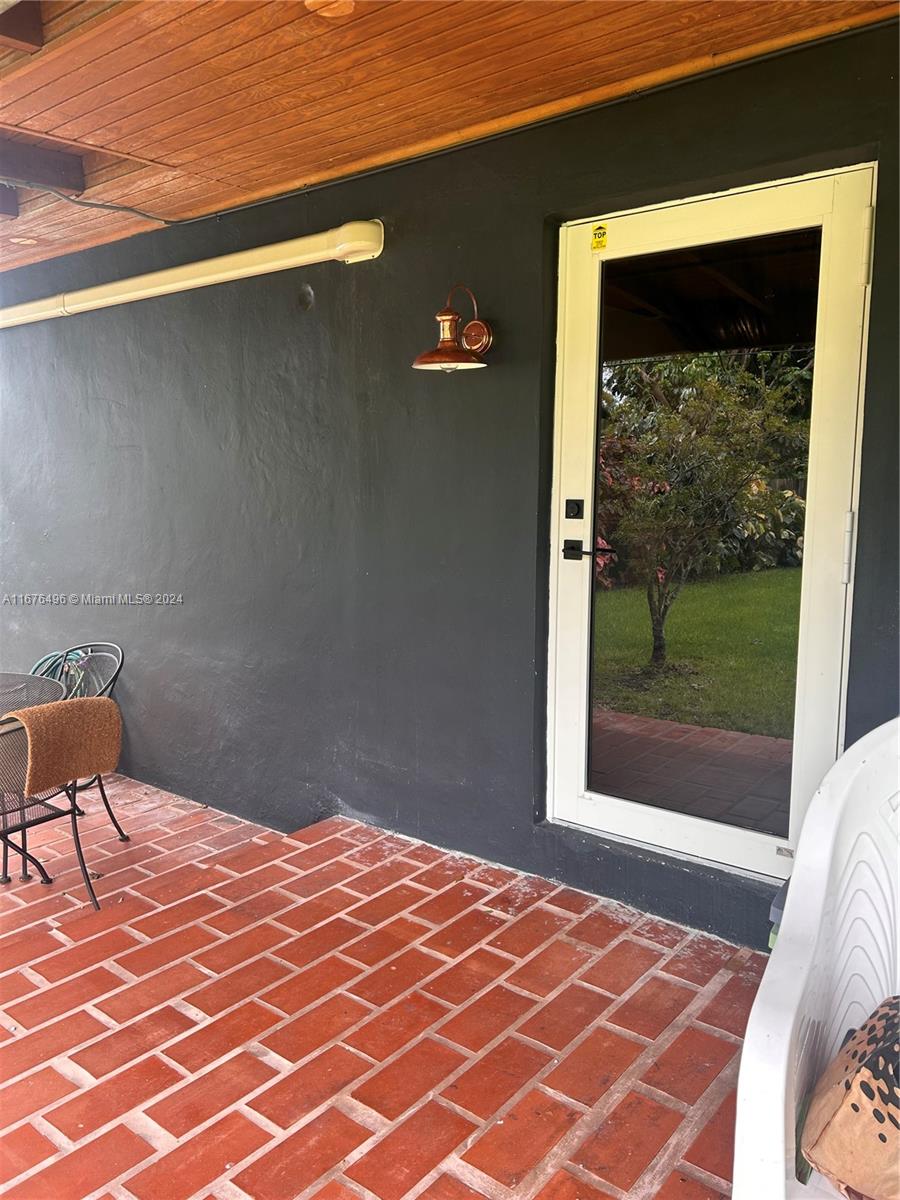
[0,776,767,1200]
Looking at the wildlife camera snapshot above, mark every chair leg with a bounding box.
[68,787,100,910]
[97,776,129,842]
[0,808,9,884]
[19,826,31,881]
[2,834,53,886]
[72,776,88,817]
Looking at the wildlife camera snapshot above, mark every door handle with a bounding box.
[562,539,616,561]
[562,539,599,560]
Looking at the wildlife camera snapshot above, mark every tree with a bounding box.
[595,350,810,666]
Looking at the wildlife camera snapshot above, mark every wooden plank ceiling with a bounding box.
[0,0,895,272]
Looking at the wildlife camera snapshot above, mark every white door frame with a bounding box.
[547,165,876,880]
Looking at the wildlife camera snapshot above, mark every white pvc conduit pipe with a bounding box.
[0,219,384,330]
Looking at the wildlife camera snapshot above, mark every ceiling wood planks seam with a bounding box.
[0,0,895,271]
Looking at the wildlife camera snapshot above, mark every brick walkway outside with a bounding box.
[590,711,793,836]
[0,777,766,1200]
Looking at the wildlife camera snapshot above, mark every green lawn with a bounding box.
[592,568,802,738]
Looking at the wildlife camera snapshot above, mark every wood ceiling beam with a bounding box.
[0,184,18,219]
[0,137,85,195]
[0,1,44,54]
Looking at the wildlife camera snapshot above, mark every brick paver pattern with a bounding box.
[0,776,767,1200]
[590,710,793,837]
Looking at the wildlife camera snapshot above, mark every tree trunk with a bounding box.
[651,615,667,665]
[646,580,668,666]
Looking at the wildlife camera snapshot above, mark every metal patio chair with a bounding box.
[31,642,125,818]
[61,642,124,699]
[0,697,125,910]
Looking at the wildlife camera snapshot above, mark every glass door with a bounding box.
[589,230,820,840]
[548,168,874,877]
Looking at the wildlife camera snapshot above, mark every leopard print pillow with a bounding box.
[801,996,899,1200]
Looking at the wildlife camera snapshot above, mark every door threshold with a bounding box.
[550,815,785,885]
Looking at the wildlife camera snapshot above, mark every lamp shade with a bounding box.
[412,287,492,371]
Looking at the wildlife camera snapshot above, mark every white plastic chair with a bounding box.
[733,718,899,1200]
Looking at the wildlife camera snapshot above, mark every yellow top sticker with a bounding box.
[591,223,608,251]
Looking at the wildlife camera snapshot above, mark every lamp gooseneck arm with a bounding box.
[445,284,479,321]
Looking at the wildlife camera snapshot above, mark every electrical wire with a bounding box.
[0,173,333,228]
[0,178,199,225]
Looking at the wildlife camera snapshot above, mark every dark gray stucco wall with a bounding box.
[1,25,897,948]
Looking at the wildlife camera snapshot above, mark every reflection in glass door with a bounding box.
[550,167,874,875]
[588,230,821,839]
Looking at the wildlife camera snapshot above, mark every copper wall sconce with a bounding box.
[412,284,494,372]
